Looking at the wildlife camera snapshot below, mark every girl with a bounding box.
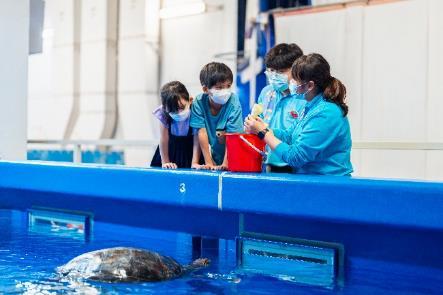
[244,53,353,175]
[150,81,204,169]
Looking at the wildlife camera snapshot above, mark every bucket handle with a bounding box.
[239,135,267,161]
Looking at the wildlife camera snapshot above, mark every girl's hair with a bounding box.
[161,81,190,114]
[292,53,348,116]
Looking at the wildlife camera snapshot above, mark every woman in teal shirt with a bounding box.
[245,53,353,176]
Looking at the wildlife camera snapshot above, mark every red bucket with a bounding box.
[226,133,266,172]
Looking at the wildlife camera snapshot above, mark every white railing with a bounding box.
[27,139,443,164]
[28,139,158,163]
[352,142,443,151]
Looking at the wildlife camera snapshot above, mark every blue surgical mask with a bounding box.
[169,105,190,122]
[209,88,231,105]
[289,81,308,100]
[265,70,289,93]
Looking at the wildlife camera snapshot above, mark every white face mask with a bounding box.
[209,88,231,105]
[265,70,289,92]
[289,81,309,100]
[169,105,190,122]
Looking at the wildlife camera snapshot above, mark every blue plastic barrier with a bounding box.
[0,161,443,269]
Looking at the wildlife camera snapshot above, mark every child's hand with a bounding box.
[191,163,210,170]
[162,162,178,169]
[211,164,228,171]
[196,164,218,170]
[201,164,216,170]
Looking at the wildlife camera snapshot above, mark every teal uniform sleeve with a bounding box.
[190,95,206,129]
[226,104,244,133]
[274,108,343,168]
[273,128,292,143]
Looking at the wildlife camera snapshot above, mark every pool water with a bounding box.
[1,209,443,294]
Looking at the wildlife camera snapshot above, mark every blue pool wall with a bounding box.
[0,161,443,271]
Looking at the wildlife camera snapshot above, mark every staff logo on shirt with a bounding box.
[289,110,299,119]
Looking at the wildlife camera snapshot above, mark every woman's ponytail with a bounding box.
[323,76,348,116]
[292,54,349,117]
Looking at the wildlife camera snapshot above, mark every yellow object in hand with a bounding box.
[251,103,263,118]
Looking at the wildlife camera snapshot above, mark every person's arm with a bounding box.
[212,145,228,171]
[245,112,342,168]
[191,132,200,167]
[273,112,342,168]
[159,123,177,169]
[225,98,244,134]
[263,129,282,150]
[198,128,216,167]
[221,146,229,169]
[191,132,208,169]
[190,96,215,168]
[212,99,243,171]
[271,128,292,144]
[244,116,291,143]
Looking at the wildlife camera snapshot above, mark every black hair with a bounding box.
[160,81,190,117]
[292,53,348,116]
[199,62,233,89]
[264,43,303,71]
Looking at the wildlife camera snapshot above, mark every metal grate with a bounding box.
[237,234,343,288]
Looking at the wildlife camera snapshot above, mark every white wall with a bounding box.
[0,0,28,160]
[71,0,118,140]
[160,0,238,97]
[28,0,119,142]
[274,0,443,181]
[27,0,237,166]
[28,0,79,140]
[118,0,238,166]
[116,0,160,166]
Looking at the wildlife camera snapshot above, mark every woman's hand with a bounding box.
[162,162,177,169]
[244,115,268,134]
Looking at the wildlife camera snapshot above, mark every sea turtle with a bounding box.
[57,247,210,282]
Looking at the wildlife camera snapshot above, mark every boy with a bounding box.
[190,62,243,170]
[258,43,305,173]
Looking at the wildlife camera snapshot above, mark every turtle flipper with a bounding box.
[192,258,210,268]
[183,258,210,273]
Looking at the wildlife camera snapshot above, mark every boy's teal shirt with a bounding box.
[273,93,353,176]
[257,85,306,167]
[190,93,243,165]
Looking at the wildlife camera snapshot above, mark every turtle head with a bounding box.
[190,258,210,268]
